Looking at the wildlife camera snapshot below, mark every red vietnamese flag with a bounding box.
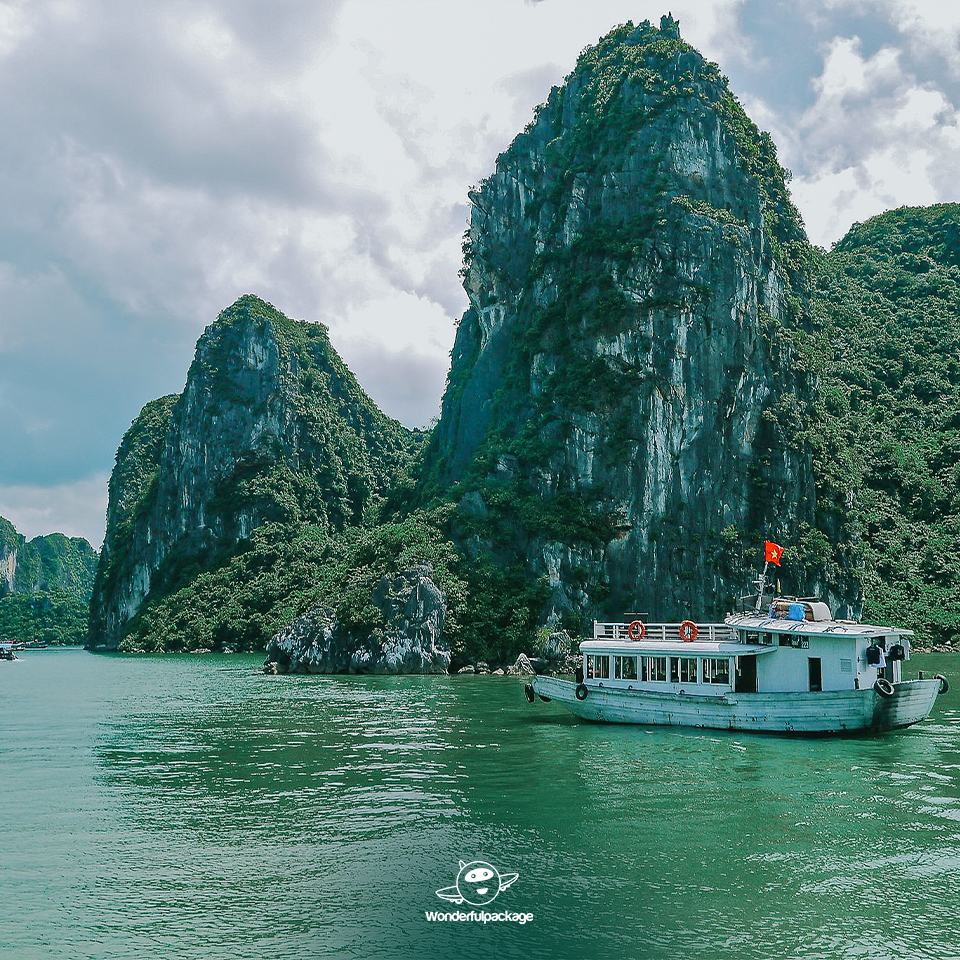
[765,541,784,566]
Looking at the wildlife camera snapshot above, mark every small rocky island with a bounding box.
[265,565,451,675]
[261,561,578,675]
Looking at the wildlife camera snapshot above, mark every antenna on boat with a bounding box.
[753,541,785,613]
[752,565,768,613]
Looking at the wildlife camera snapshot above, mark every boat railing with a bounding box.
[592,621,737,642]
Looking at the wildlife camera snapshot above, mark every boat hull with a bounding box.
[530,676,942,734]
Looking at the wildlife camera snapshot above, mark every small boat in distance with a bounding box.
[527,544,949,735]
[1,641,21,661]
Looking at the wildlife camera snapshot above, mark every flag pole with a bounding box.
[755,560,770,613]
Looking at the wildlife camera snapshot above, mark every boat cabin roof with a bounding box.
[728,612,913,640]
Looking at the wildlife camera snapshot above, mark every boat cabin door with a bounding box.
[735,656,758,693]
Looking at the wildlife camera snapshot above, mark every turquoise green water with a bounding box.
[1,649,959,960]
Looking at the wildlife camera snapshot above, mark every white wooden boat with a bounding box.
[527,602,948,735]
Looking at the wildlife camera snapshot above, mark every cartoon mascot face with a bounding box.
[436,860,519,906]
[457,861,500,905]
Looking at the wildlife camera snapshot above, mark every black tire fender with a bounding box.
[935,674,950,695]
[524,682,535,703]
[873,677,895,698]
[575,683,588,701]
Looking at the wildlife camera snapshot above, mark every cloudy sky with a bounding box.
[1,0,958,548]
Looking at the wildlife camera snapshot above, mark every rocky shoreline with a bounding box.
[263,646,581,677]
[91,557,958,668]
[259,562,581,677]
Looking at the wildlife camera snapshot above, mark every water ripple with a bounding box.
[3,650,960,960]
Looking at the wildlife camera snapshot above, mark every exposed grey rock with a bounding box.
[506,653,536,676]
[264,566,450,675]
[431,19,858,623]
[533,630,573,663]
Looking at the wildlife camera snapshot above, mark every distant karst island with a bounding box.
[0,516,98,645]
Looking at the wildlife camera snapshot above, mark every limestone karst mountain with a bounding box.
[0,516,98,644]
[94,16,935,661]
[424,14,855,626]
[88,294,421,650]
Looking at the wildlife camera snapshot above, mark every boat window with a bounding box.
[615,655,638,680]
[703,658,730,684]
[643,656,667,682]
[670,657,698,683]
[744,631,761,644]
[777,634,792,647]
[586,654,609,680]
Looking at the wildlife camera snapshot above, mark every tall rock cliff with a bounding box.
[428,16,852,625]
[0,517,16,597]
[89,295,419,649]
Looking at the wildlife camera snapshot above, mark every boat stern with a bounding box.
[871,677,944,731]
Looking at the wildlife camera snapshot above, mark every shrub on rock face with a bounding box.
[264,565,450,675]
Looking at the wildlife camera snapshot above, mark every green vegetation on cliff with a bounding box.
[90,394,177,625]
[812,204,960,646]
[0,592,92,645]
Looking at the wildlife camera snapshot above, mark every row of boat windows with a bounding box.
[586,654,731,685]
[742,630,893,649]
[741,632,802,647]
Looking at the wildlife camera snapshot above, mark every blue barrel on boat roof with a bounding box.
[788,602,806,621]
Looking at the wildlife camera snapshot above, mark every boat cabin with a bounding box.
[581,600,912,698]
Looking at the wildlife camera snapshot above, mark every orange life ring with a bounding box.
[628,619,646,640]
[679,620,698,642]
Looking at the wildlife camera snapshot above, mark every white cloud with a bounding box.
[776,30,960,246]
[1,0,959,545]
[0,0,33,58]
[0,473,109,547]
[814,37,900,99]
[894,0,960,73]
